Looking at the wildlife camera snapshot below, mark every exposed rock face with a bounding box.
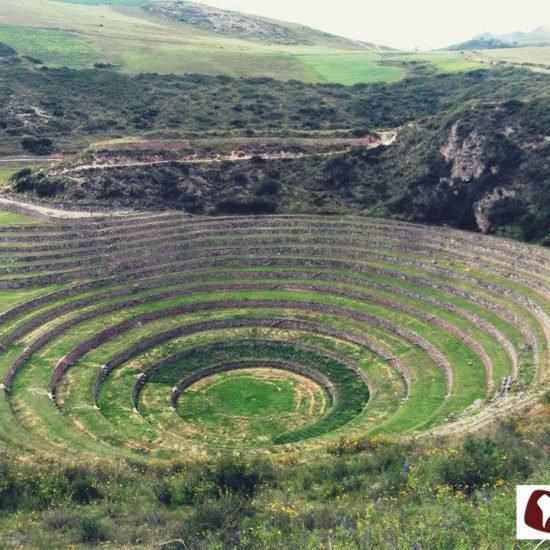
[474,186,517,233]
[441,122,486,182]
[144,1,313,44]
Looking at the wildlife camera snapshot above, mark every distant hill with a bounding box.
[143,0,382,48]
[446,25,550,50]
[446,37,517,51]
[494,25,550,42]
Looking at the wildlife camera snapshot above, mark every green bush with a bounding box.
[80,517,109,544]
[213,456,268,498]
[71,478,101,504]
[21,137,55,155]
[0,42,16,57]
[440,436,501,492]
[216,197,276,214]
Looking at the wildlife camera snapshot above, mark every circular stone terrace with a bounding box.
[0,212,547,460]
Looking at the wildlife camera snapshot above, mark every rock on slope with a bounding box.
[143,0,375,47]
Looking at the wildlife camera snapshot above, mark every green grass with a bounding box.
[13,287,449,454]
[298,53,406,84]
[176,369,329,446]
[119,44,317,81]
[0,207,44,225]
[183,371,302,417]
[389,51,485,73]
[0,168,19,188]
[0,0,487,82]
[0,25,99,66]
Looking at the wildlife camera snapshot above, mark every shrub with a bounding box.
[21,137,54,155]
[0,42,16,57]
[216,198,276,215]
[326,436,369,456]
[72,477,101,504]
[45,512,77,531]
[11,167,32,180]
[323,156,357,189]
[257,180,281,195]
[35,178,62,198]
[488,197,528,227]
[441,435,505,493]
[213,456,264,498]
[233,172,249,185]
[22,55,42,64]
[251,155,265,165]
[188,492,254,539]
[80,517,109,544]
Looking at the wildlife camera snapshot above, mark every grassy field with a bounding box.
[388,50,486,73]
[176,369,330,446]
[0,0,488,83]
[0,25,99,66]
[0,167,18,187]
[480,46,550,67]
[299,52,406,84]
[4,0,547,84]
[0,210,43,225]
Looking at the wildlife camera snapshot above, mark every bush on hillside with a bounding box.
[21,137,54,155]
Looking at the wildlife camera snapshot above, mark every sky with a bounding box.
[198,0,550,50]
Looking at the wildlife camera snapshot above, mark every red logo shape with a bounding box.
[524,490,550,533]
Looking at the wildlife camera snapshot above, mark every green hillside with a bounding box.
[0,0,486,83]
[444,27,550,71]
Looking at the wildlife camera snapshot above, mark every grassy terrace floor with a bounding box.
[0,210,548,462]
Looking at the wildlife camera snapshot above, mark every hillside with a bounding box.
[0,0,485,83]
[0,64,546,155]
[5,65,549,245]
[490,25,550,45]
[143,0,376,48]
[446,37,517,51]
[447,26,550,50]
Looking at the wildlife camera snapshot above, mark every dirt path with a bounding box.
[0,132,397,219]
[0,196,134,219]
[58,132,397,174]
[423,389,544,440]
[0,157,62,164]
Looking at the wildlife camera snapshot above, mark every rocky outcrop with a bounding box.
[441,122,486,182]
[144,1,314,45]
[474,186,517,233]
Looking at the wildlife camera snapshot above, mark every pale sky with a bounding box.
[199,0,550,50]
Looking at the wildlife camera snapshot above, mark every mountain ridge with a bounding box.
[446,25,550,50]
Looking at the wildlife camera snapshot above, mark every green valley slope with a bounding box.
[4,66,549,245]
[0,0,482,83]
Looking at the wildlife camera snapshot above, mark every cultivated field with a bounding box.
[0,210,547,461]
